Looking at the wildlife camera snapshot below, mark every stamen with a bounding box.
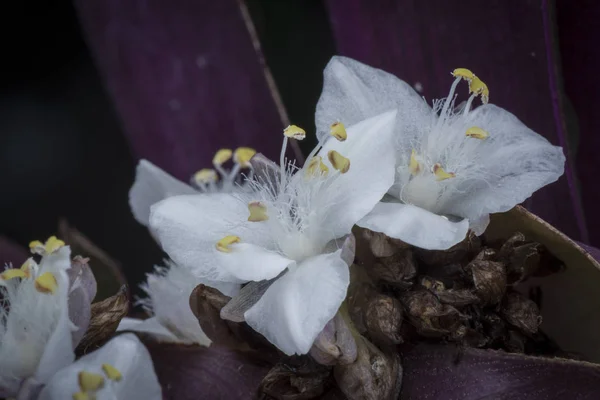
[248,201,269,222]
[305,155,329,177]
[44,236,65,254]
[212,149,233,166]
[409,150,421,175]
[327,150,350,174]
[102,363,123,381]
[78,371,105,392]
[216,235,241,253]
[451,68,475,81]
[330,122,347,141]
[29,240,45,255]
[233,147,256,168]
[436,76,462,129]
[193,169,218,186]
[466,126,489,139]
[469,77,489,104]
[433,163,456,181]
[72,392,91,400]
[283,125,306,140]
[34,272,58,294]
[0,269,27,281]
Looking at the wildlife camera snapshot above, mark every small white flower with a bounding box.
[129,147,258,227]
[149,111,398,355]
[316,56,565,250]
[0,237,74,397]
[117,261,239,346]
[36,333,161,400]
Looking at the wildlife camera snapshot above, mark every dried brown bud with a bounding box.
[189,284,235,346]
[505,242,542,284]
[414,231,481,267]
[333,337,402,400]
[364,294,403,345]
[76,285,128,355]
[401,289,463,337]
[435,288,480,308]
[310,312,357,366]
[259,359,332,400]
[369,249,416,288]
[481,312,507,345]
[500,292,542,336]
[464,258,506,305]
[360,228,408,258]
[449,325,488,347]
[504,329,527,353]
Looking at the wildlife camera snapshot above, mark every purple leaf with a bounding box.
[324,0,586,242]
[74,0,301,180]
[145,342,271,400]
[400,343,600,399]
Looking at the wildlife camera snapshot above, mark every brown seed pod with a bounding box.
[401,289,463,337]
[500,292,542,336]
[364,294,403,345]
[464,256,507,306]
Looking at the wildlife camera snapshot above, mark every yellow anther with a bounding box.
[409,150,421,175]
[469,77,489,104]
[29,240,45,255]
[193,168,218,184]
[20,258,36,278]
[233,147,256,167]
[248,201,268,222]
[212,149,232,166]
[330,122,347,141]
[216,235,241,253]
[102,363,123,381]
[451,68,475,81]
[72,392,91,400]
[44,236,65,254]
[466,126,489,139]
[34,272,58,294]
[0,269,27,281]
[78,371,105,392]
[283,125,306,140]
[327,150,350,174]
[305,156,329,178]
[433,163,456,181]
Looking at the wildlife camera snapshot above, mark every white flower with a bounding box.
[129,147,257,227]
[316,56,565,250]
[117,261,239,346]
[0,238,74,397]
[149,111,398,355]
[37,333,161,400]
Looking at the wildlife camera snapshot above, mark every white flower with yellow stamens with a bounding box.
[316,56,565,250]
[0,237,74,397]
[117,261,239,345]
[129,147,257,227]
[149,110,398,355]
[36,333,161,400]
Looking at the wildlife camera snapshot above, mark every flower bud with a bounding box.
[500,292,542,336]
[333,337,402,400]
[401,289,463,337]
[259,359,332,399]
[464,256,506,306]
[310,312,357,366]
[364,294,403,345]
[368,249,416,289]
[360,228,408,258]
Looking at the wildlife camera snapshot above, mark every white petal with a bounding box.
[313,110,398,240]
[469,214,490,236]
[129,160,196,227]
[218,243,294,281]
[316,56,433,143]
[358,202,469,250]
[149,193,274,282]
[117,317,181,342]
[439,104,566,221]
[38,334,162,400]
[244,250,349,355]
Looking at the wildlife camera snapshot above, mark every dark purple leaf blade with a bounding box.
[400,343,600,400]
[145,342,271,400]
